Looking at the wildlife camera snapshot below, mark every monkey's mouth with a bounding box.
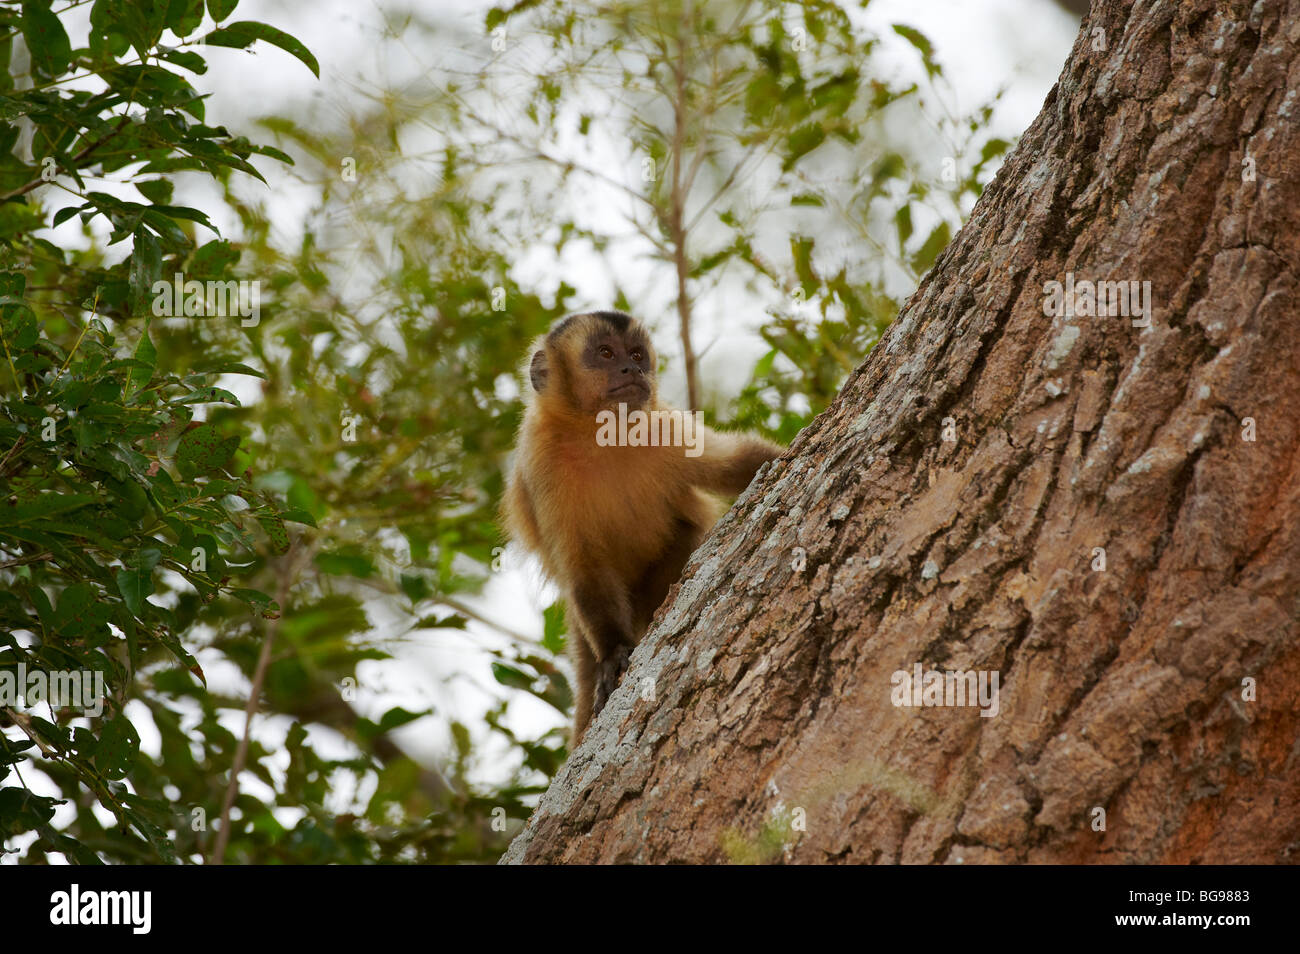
[607,381,649,399]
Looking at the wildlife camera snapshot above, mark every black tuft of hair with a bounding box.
[590,310,633,333]
[548,310,636,342]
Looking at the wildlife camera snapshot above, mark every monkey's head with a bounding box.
[527,311,656,415]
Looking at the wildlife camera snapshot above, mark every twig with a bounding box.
[207,557,293,865]
[0,552,52,570]
[668,10,699,411]
[3,709,58,758]
[59,287,100,372]
[0,436,26,477]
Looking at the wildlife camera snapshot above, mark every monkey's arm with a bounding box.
[569,569,636,661]
[685,428,783,496]
[568,569,638,721]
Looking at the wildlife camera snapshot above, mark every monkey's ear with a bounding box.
[528,349,549,392]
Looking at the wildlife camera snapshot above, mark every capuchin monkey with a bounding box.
[501,311,783,743]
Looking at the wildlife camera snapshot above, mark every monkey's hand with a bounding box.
[592,644,633,719]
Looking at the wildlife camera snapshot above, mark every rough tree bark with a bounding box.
[503,0,1300,864]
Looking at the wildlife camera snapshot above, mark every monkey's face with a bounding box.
[529,313,658,416]
[578,327,654,412]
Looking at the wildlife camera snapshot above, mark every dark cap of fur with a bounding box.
[548,310,637,343]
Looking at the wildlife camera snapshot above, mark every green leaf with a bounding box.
[166,0,207,37]
[414,613,467,630]
[229,587,279,619]
[491,662,534,691]
[911,222,951,274]
[141,209,191,248]
[10,493,97,523]
[27,582,55,635]
[149,204,217,233]
[450,721,471,758]
[104,475,151,522]
[541,602,566,654]
[158,47,207,72]
[21,0,73,78]
[115,566,154,617]
[315,549,374,578]
[53,582,97,629]
[980,137,1011,164]
[750,348,777,382]
[0,788,58,838]
[135,179,174,205]
[258,512,290,553]
[175,423,239,476]
[95,715,140,780]
[191,359,264,378]
[169,386,240,406]
[203,21,320,78]
[52,203,86,227]
[399,573,429,603]
[245,142,294,165]
[279,507,317,527]
[207,0,240,21]
[126,326,157,395]
[121,797,178,862]
[892,24,941,78]
[869,152,905,199]
[783,123,826,170]
[895,204,913,255]
[375,706,428,735]
[189,240,240,277]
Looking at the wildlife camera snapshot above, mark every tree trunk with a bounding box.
[502,0,1300,864]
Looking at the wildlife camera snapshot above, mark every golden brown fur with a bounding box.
[501,311,783,742]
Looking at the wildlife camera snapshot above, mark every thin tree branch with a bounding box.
[0,116,132,203]
[668,4,699,411]
[207,557,293,865]
[0,551,52,570]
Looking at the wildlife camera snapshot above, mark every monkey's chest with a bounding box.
[541,451,681,568]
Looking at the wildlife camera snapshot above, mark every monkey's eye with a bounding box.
[630,349,644,362]
[599,346,614,359]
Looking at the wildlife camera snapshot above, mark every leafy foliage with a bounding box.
[0,0,319,861]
